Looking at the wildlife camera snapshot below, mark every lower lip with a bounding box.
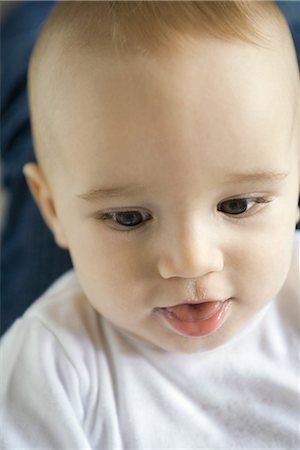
[156,300,232,337]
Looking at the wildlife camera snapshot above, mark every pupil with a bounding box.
[116,211,142,226]
[225,199,247,214]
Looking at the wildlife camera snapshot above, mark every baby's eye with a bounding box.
[100,210,152,229]
[218,198,249,215]
[217,198,259,215]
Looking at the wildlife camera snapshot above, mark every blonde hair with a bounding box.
[35,1,283,56]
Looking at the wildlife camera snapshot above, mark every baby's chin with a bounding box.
[145,334,235,355]
[123,324,237,355]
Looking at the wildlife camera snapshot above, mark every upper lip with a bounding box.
[159,298,230,309]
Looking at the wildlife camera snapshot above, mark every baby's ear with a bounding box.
[23,163,68,249]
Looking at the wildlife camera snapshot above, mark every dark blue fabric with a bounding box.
[1,1,72,335]
[1,1,300,335]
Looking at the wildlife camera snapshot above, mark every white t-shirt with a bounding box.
[1,235,299,450]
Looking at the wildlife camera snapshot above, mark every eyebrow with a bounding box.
[76,184,146,201]
[77,171,289,202]
[224,170,289,184]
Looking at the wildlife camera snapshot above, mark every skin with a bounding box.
[24,32,299,353]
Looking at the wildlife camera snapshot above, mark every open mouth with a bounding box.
[156,299,232,337]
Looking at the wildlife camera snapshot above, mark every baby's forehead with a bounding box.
[60,30,298,128]
[55,45,295,176]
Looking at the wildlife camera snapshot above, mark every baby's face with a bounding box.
[40,35,299,353]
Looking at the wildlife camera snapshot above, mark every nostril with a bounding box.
[157,246,224,279]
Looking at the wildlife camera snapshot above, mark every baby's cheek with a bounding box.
[235,231,294,303]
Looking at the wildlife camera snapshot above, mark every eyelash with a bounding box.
[95,197,272,232]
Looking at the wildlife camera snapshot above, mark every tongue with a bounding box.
[166,301,222,322]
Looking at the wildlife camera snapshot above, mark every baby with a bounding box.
[1,1,299,448]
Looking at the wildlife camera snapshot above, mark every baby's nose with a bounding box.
[157,224,224,280]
